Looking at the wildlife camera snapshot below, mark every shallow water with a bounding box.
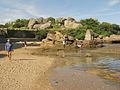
[37,44,120,73]
[36,44,120,89]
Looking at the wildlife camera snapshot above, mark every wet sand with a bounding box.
[49,69,120,90]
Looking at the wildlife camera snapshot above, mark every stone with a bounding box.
[54,31,64,41]
[66,17,75,21]
[33,24,42,29]
[85,29,94,40]
[67,36,75,41]
[41,31,75,46]
[55,17,66,23]
[42,18,49,24]
[64,20,82,29]
[46,32,55,41]
[28,17,52,29]
[28,18,37,29]
[110,34,120,39]
[85,53,92,57]
[55,17,66,25]
[40,22,52,29]
[36,17,44,24]
[98,35,104,39]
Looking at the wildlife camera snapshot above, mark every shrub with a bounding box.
[66,28,86,40]
[35,30,48,40]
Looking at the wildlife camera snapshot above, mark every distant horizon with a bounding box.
[0,0,120,25]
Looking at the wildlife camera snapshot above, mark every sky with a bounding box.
[0,0,120,24]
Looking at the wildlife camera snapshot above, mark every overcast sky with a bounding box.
[0,0,120,24]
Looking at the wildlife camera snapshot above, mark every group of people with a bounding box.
[5,39,27,60]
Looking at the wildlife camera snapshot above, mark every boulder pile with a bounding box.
[41,30,103,48]
[28,17,83,29]
[41,31,75,47]
[28,17,52,29]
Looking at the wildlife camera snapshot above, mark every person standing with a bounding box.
[63,40,66,48]
[23,41,27,49]
[5,39,13,60]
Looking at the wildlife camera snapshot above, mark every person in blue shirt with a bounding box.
[5,39,13,60]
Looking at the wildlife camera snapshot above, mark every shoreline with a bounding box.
[0,43,120,90]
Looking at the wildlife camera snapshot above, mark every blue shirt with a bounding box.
[5,42,13,51]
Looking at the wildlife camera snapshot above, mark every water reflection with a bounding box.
[35,45,120,83]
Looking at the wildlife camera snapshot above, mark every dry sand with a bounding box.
[0,45,54,90]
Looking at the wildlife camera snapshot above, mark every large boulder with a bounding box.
[66,17,75,21]
[85,29,94,40]
[42,18,49,24]
[98,35,104,39]
[46,32,55,40]
[33,24,42,29]
[55,17,66,25]
[36,17,44,24]
[54,31,64,41]
[40,22,52,29]
[64,20,82,29]
[67,36,75,41]
[45,31,64,41]
[28,18,37,29]
[41,31,75,46]
[109,34,120,40]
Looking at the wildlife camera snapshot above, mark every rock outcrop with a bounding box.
[41,31,75,46]
[28,17,83,29]
[102,34,120,43]
[33,24,42,29]
[85,29,94,40]
[40,30,103,48]
[64,18,82,29]
[36,17,44,24]
[28,18,51,29]
[28,18,37,29]
[55,18,66,25]
[40,22,52,29]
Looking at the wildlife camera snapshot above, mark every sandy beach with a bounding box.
[0,44,54,90]
[0,43,120,90]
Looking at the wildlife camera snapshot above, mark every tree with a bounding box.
[46,17,55,24]
[35,30,48,40]
[0,24,5,28]
[67,27,86,40]
[93,22,120,37]
[80,18,100,29]
[5,22,13,28]
[13,19,29,28]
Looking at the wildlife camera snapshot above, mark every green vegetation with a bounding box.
[35,30,49,40]
[46,17,55,25]
[0,18,120,40]
[79,18,120,37]
[0,24,5,28]
[80,18,100,29]
[13,19,29,28]
[66,27,86,40]
[4,19,29,29]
